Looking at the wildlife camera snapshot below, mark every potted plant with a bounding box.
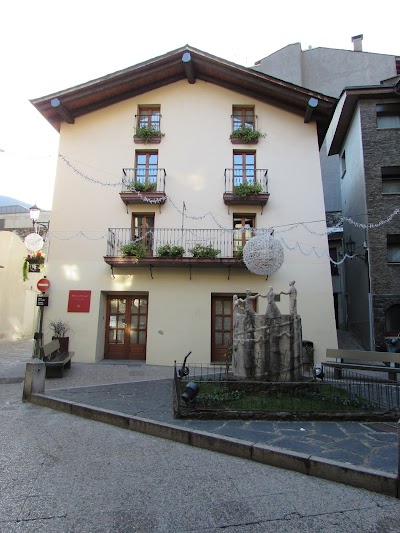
[189,244,221,259]
[229,126,265,144]
[233,246,244,260]
[119,242,147,259]
[49,319,71,353]
[233,183,263,196]
[134,125,165,144]
[157,244,185,258]
[22,252,45,281]
[128,181,157,192]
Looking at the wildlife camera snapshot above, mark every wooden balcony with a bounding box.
[120,168,166,206]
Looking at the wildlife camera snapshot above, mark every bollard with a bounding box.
[22,359,46,402]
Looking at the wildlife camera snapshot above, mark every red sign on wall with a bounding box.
[68,290,91,312]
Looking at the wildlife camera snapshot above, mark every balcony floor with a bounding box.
[104,257,246,268]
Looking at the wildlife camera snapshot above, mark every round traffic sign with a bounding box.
[37,278,51,292]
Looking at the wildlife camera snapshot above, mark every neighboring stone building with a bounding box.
[30,45,337,365]
[326,80,400,348]
[252,36,399,333]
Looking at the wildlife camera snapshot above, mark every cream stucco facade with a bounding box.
[40,73,337,365]
[0,231,41,341]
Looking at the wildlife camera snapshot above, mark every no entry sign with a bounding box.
[37,278,51,292]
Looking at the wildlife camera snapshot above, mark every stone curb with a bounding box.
[29,392,399,499]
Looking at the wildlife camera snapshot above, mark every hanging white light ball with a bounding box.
[243,234,284,275]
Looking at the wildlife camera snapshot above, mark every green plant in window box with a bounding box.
[233,182,263,196]
[119,242,147,259]
[229,125,265,143]
[189,244,221,259]
[157,244,185,258]
[134,125,165,143]
[128,181,157,192]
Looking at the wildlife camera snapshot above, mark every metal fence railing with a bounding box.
[122,168,166,193]
[106,227,249,258]
[173,363,400,420]
[224,168,268,194]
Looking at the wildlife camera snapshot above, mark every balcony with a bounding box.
[230,115,260,144]
[104,228,247,272]
[133,114,163,144]
[120,168,167,206]
[223,169,269,210]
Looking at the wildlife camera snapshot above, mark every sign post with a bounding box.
[34,278,51,358]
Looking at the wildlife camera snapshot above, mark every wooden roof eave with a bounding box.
[30,45,336,134]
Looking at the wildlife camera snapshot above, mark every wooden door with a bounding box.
[105,296,148,360]
[211,296,234,362]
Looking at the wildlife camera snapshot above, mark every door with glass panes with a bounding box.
[211,294,256,362]
[105,296,148,359]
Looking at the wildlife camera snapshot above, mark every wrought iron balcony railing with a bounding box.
[224,169,268,194]
[106,227,247,259]
[135,114,162,131]
[231,114,257,131]
[122,168,166,193]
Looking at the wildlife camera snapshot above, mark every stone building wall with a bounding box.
[361,100,400,341]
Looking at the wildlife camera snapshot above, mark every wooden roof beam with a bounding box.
[50,98,75,124]
[304,97,319,123]
[182,52,196,84]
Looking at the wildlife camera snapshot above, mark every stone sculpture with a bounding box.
[280,280,297,316]
[259,286,281,318]
[232,284,302,382]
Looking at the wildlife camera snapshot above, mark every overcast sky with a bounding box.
[0,0,398,209]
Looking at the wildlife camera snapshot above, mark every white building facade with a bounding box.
[31,46,338,365]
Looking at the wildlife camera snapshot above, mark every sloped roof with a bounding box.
[328,81,400,155]
[30,45,336,144]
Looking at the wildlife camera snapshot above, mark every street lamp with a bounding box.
[29,204,50,235]
[345,236,368,263]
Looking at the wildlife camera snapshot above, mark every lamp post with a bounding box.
[28,205,50,358]
[29,204,50,235]
[345,236,373,349]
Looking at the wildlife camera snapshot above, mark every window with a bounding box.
[385,305,400,335]
[135,151,158,185]
[132,213,154,254]
[233,151,255,186]
[382,166,400,194]
[232,106,255,131]
[340,151,346,178]
[387,235,400,263]
[137,106,161,130]
[376,104,400,129]
[233,214,255,254]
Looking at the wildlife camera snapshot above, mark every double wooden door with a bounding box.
[105,296,148,360]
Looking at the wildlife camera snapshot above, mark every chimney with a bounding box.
[352,34,363,52]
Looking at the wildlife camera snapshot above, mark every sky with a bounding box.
[0,0,398,210]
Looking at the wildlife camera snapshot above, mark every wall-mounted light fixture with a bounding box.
[345,236,368,264]
[29,204,50,235]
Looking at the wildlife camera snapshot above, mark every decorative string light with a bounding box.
[56,154,400,266]
[243,234,284,275]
